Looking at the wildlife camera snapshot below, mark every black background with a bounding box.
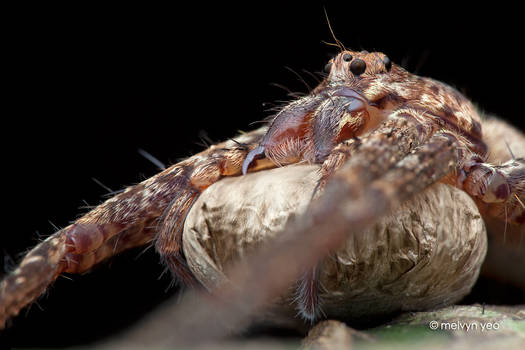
[2,3,524,347]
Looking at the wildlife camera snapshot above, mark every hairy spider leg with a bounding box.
[0,128,269,328]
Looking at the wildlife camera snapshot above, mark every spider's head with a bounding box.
[242,50,406,174]
[322,50,393,86]
[318,50,406,100]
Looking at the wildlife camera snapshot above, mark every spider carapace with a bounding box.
[1,49,523,327]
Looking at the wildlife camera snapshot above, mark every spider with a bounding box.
[1,48,524,331]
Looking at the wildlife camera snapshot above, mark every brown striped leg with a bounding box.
[0,222,147,328]
[294,110,448,321]
[63,219,158,274]
[0,232,67,328]
[0,128,268,329]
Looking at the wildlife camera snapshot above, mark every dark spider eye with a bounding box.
[342,53,353,62]
[383,56,392,71]
[350,59,366,76]
[323,62,332,73]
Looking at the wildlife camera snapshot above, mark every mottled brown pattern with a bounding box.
[1,49,523,330]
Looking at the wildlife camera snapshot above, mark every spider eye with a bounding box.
[350,59,366,76]
[383,56,392,71]
[323,62,332,73]
[342,53,353,62]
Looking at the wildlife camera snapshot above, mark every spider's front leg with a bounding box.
[0,128,271,329]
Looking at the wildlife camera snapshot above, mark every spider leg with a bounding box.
[440,117,525,226]
[460,156,525,225]
[294,110,459,321]
[0,128,268,329]
[155,145,266,286]
[155,190,201,286]
[311,139,357,201]
[0,232,67,328]
[64,218,158,274]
